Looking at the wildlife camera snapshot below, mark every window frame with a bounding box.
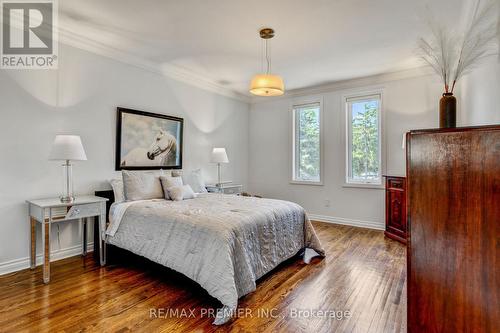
[343,90,385,189]
[290,97,324,186]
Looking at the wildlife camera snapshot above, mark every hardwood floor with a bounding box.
[0,222,406,333]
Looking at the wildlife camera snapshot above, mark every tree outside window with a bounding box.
[347,95,381,184]
[293,103,321,183]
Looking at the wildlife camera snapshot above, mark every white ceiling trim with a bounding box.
[250,66,435,104]
[41,0,478,105]
[55,24,251,103]
[55,24,436,106]
[7,14,251,101]
[50,0,478,106]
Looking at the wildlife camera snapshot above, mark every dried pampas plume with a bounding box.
[417,0,499,93]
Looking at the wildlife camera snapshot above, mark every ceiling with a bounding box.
[59,0,468,98]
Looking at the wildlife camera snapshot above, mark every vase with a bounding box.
[439,93,456,128]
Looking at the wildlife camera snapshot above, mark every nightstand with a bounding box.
[206,184,243,195]
[26,195,108,283]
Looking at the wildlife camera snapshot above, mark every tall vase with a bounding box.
[439,93,456,128]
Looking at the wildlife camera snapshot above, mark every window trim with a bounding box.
[342,90,385,189]
[290,97,324,185]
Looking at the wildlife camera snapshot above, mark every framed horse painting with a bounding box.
[115,107,183,170]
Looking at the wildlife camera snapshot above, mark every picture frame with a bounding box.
[115,107,183,170]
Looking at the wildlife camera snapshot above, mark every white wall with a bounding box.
[248,73,445,229]
[460,55,500,125]
[0,44,249,273]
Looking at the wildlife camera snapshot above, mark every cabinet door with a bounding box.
[407,127,499,332]
[387,190,406,237]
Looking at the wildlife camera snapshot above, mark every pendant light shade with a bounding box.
[249,74,285,96]
[249,28,285,96]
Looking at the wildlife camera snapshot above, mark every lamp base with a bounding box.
[60,160,74,204]
[60,195,75,203]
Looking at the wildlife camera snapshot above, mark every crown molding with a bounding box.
[158,63,251,103]
[50,18,438,106]
[54,24,251,103]
[9,18,437,106]
[250,66,435,104]
[9,1,480,106]
[54,23,434,106]
[57,24,435,106]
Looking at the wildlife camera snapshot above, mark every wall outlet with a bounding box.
[324,199,331,207]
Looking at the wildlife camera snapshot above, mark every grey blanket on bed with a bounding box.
[107,193,325,320]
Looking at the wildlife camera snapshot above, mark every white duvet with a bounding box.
[106,193,325,324]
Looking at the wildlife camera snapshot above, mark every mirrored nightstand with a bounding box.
[26,195,108,283]
[206,184,243,195]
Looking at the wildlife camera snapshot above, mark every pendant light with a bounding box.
[249,28,285,96]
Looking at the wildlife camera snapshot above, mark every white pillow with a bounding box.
[168,184,197,201]
[113,172,164,202]
[109,178,125,203]
[160,176,183,199]
[122,170,164,201]
[182,169,207,193]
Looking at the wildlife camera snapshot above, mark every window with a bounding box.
[292,102,322,184]
[346,94,382,185]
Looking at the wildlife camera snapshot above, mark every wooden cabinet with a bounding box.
[384,176,407,244]
[406,125,499,332]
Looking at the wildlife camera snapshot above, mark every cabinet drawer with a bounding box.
[387,178,404,190]
[66,203,100,219]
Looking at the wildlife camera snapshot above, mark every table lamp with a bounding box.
[210,148,229,187]
[48,135,87,203]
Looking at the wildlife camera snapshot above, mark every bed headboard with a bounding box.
[95,190,114,221]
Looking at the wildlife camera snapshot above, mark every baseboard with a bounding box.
[0,242,94,276]
[309,214,384,231]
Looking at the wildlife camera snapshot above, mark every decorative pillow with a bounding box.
[182,169,207,193]
[159,176,183,199]
[109,178,125,203]
[122,170,164,201]
[168,184,197,201]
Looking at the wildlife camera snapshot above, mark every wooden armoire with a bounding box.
[406,125,499,332]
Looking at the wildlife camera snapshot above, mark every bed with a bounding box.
[101,192,325,324]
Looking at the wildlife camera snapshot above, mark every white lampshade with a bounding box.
[48,135,87,161]
[249,74,285,96]
[211,148,229,164]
